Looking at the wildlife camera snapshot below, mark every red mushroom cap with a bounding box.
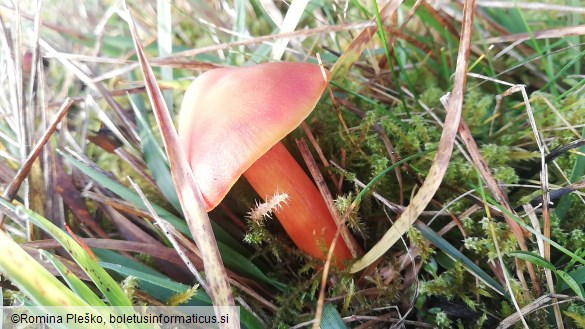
[179,62,329,211]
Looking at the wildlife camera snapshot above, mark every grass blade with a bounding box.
[59,150,283,288]
[415,222,506,296]
[100,258,264,329]
[351,0,475,273]
[128,90,181,211]
[122,3,236,321]
[0,198,133,307]
[320,303,347,329]
[39,250,106,306]
[0,229,88,307]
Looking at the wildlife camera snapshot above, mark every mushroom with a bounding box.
[178,62,355,265]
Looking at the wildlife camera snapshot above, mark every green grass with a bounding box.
[1,0,585,328]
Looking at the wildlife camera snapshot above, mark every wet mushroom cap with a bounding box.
[179,62,329,210]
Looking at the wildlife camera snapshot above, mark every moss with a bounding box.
[334,193,365,237]
[167,285,198,306]
[419,263,491,308]
[121,276,138,304]
[565,303,585,328]
[493,166,519,185]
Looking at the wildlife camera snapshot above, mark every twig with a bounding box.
[453,86,541,294]
[0,98,74,227]
[296,139,360,257]
[497,295,579,329]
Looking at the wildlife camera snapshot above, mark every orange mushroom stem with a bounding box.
[244,141,353,262]
[179,62,356,265]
